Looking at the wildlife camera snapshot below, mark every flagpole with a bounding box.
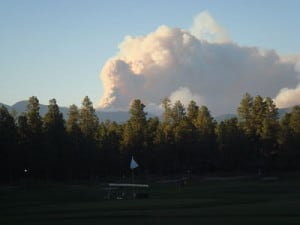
[131,168,135,199]
[130,155,138,199]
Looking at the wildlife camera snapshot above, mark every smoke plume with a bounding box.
[98,11,300,115]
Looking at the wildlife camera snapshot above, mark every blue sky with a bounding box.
[1,0,300,108]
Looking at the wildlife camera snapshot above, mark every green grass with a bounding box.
[1,176,300,225]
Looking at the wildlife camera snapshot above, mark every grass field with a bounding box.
[1,175,300,225]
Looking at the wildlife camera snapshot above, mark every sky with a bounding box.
[1,0,300,116]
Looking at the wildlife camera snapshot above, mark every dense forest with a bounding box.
[1,93,300,182]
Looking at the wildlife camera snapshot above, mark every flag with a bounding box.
[130,156,139,169]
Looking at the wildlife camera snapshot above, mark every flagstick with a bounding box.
[130,156,138,199]
[131,168,135,199]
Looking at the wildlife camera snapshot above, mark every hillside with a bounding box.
[0,100,295,123]
[1,101,130,123]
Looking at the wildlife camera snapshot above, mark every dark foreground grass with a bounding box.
[1,175,300,225]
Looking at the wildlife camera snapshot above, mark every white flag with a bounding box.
[130,156,139,169]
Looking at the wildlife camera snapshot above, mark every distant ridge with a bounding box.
[2,100,130,123]
[0,103,11,110]
[0,100,297,123]
[11,100,70,118]
[214,107,293,123]
[215,114,236,122]
[278,107,292,117]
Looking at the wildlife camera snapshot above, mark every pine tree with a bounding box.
[122,99,147,150]
[237,93,254,136]
[25,96,43,178]
[0,105,18,181]
[43,99,66,180]
[79,96,99,139]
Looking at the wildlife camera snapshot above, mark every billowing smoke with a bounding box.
[98,11,300,115]
[274,84,300,108]
[189,11,230,43]
[273,55,300,108]
[169,87,206,107]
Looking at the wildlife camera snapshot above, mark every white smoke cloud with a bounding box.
[273,55,300,108]
[280,54,300,76]
[274,84,300,108]
[169,87,206,107]
[189,11,230,43]
[144,87,205,116]
[144,103,163,116]
[98,11,300,115]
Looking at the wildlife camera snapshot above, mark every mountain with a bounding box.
[11,100,70,118]
[215,114,236,122]
[214,107,294,123]
[214,108,294,123]
[0,103,12,111]
[96,111,130,123]
[0,100,296,124]
[278,107,292,118]
[2,100,130,123]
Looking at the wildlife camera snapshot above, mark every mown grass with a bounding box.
[1,175,300,225]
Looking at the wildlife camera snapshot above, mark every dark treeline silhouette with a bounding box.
[1,93,300,182]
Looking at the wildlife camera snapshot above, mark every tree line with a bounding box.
[1,93,300,182]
